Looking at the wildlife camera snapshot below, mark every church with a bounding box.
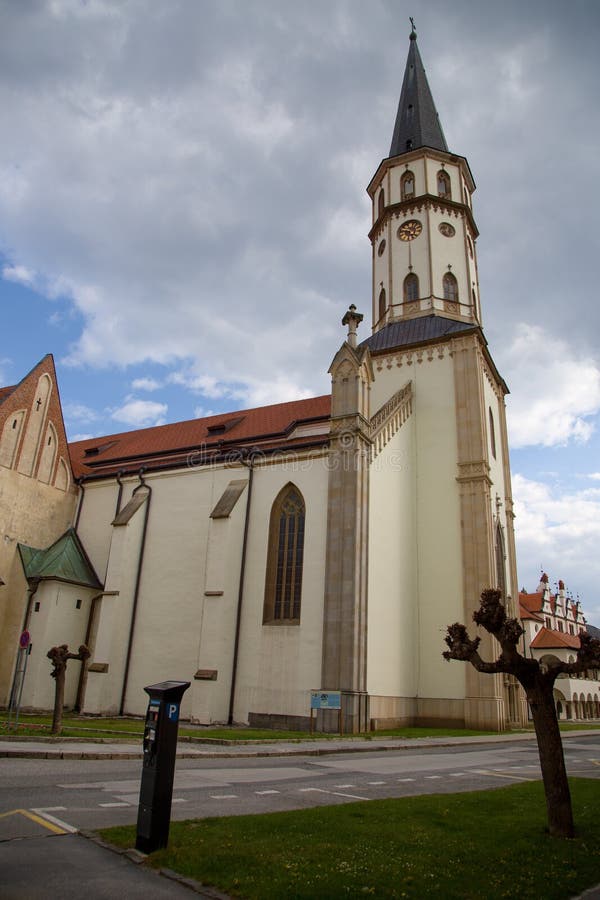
[0,28,524,732]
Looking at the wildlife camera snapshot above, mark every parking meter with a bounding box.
[135,680,190,853]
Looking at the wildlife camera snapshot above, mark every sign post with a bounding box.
[310,690,342,735]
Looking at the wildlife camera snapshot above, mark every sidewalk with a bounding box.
[0,728,560,760]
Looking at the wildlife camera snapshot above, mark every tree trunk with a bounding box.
[527,683,574,838]
[51,668,65,735]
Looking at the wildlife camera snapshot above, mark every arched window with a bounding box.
[403,273,419,303]
[437,170,451,199]
[378,188,385,218]
[443,272,458,302]
[401,171,415,200]
[378,287,386,321]
[467,235,474,258]
[489,407,496,459]
[263,484,305,624]
[495,523,506,601]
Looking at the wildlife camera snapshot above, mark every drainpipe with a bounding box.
[114,469,125,518]
[74,477,87,530]
[119,468,152,716]
[228,450,255,725]
[75,590,103,712]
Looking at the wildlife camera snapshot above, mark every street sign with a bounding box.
[310,690,341,710]
[19,630,30,649]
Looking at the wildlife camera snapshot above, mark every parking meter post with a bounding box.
[135,680,190,854]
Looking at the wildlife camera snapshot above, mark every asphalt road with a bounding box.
[1,734,599,835]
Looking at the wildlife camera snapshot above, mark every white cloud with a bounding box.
[512,472,600,623]
[501,324,600,448]
[63,402,99,423]
[2,264,35,286]
[131,377,161,392]
[69,432,94,442]
[110,399,167,428]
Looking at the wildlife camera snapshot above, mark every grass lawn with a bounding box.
[0,714,501,741]
[100,778,600,899]
[2,713,598,742]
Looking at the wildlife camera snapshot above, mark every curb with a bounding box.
[80,830,233,899]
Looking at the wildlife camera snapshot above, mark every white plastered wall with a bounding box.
[367,413,417,697]
[21,581,92,710]
[231,454,330,724]
[369,350,466,702]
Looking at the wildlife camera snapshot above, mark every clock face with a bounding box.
[398,219,422,241]
[439,222,456,237]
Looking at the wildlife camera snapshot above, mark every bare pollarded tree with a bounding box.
[47,644,90,735]
[444,589,600,838]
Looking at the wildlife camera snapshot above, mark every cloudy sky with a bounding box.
[1,0,599,621]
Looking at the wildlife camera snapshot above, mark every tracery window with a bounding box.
[263,484,305,624]
[403,273,419,303]
[443,272,458,302]
[401,171,415,200]
[378,188,385,218]
[437,170,451,199]
[495,524,506,599]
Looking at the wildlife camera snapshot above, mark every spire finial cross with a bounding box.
[409,17,416,38]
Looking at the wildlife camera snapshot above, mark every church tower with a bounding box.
[323,24,521,732]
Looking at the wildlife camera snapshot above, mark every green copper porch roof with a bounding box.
[18,527,103,590]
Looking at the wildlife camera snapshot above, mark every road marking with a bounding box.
[255,790,280,796]
[0,809,68,836]
[209,794,238,800]
[474,769,535,782]
[172,798,187,803]
[333,784,356,789]
[367,781,386,786]
[449,773,465,777]
[99,802,130,808]
[425,775,442,780]
[28,807,78,834]
[397,778,414,783]
[303,787,369,801]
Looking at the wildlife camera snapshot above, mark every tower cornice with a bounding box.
[368,193,479,243]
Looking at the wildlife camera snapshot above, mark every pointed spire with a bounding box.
[389,22,448,158]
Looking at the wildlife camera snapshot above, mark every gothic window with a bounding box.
[263,484,305,624]
[467,235,474,258]
[403,273,419,303]
[378,287,386,321]
[401,171,415,200]
[378,188,385,218]
[443,272,458,302]
[437,170,451,199]
[489,407,496,459]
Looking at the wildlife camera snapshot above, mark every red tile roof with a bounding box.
[69,394,332,479]
[0,385,16,404]
[530,627,581,650]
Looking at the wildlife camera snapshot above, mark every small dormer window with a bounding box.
[378,189,385,218]
[437,170,451,199]
[401,171,415,200]
[403,273,419,303]
[443,272,458,302]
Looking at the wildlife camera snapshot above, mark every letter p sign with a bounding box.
[167,703,179,722]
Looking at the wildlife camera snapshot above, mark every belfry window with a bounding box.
[403,273,419,303]
[378,188,385,218]
[263,484,305,624]
[437,170,451,199]
[443,272,458,302]
[401,171,415,200]
[378,287,386,321]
